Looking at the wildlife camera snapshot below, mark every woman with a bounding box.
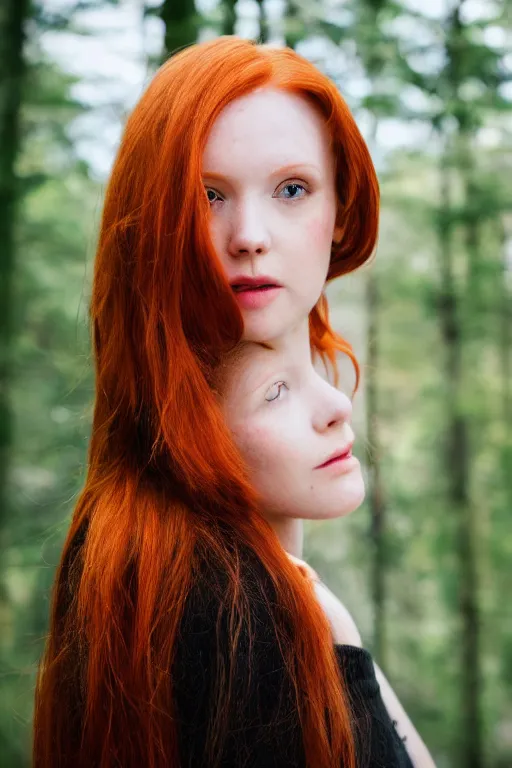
[32,36,431,768]
[209,321,435,767]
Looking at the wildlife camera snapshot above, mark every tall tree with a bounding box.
[365,258,387,663]
[499,216,511,428]
[255,0,269,43]
[283,1,310,50]
[160,0,197,60]
[436,2,509,762]
[435,129,474,763]
[317,1,510,761]
[354,0,395,670]
[221,0,236,36]
[423,0,509,762]
[0,0,30,550]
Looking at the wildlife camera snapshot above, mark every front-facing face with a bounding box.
[202,86,340,344]
[216,320,365,523]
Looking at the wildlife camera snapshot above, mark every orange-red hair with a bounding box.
[33,36,379,768]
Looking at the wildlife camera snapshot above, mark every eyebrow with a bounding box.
[241,359,300,401]
[202,163,321,183]
[232,358,285,401]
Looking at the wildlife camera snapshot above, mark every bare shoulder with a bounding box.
[285,553,363,648]
[317,581,437,765]
[313,581,364,647]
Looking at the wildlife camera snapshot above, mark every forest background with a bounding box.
[0,0,511,766]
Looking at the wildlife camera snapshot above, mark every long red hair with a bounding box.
[33,36,379,768]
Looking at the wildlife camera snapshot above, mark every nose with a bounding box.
[313,379,352,433]
[227,197,271,260]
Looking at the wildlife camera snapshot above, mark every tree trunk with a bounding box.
[255,0,269,43]
[357,10,388,669]
[0,0,30,549]
[284,1,301,49]
[437,139,483,768]
[438,3,485,762]
[160,0,197,61]
[365,268,387,669]
[499,215,511,429]
[221,0,237,36]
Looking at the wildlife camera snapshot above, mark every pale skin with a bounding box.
[205,85,435,767]
[202,85,343,344]
[288,553,437,768]
[217,324,436,768]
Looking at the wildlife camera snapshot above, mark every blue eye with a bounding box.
[278,182,307,200]
[206,182,307,205]
[205,188,222,205]
[265,381,288,402]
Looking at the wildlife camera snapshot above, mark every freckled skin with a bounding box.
[219,320,365,523]
[202,87,339,343]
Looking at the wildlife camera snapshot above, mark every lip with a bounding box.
[314,443,354,469]
[229,275,283,311]
[230,275,282,290]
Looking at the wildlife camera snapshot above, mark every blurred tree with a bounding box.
[255,0,269,43]
[160,0,197,60]
[0,3,31,759]
[283,1,305,50]
[1,2,105,763]
[313,0,511,763]
[0,0,509,765]
[352,0,397,672]
[499,216,511,428]
[221,0,236,36]
[433,2,511,763]
[0,0,30,556]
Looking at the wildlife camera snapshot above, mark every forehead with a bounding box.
[217,343,281,400]
[217,331,312,402]
[202,87,333,174]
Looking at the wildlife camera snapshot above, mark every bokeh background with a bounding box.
[1,0,511,766]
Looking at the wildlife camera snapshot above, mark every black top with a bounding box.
[172,551,414,768]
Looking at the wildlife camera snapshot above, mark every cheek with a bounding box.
[208,218,228,270]
[290,207,335,281]
[233,423,283,472]
[288,240,330,306]
[305,208,336,250]
[232,420,311,499]
[232,418,310,493]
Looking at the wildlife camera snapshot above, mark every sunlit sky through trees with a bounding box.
[39,0,509,179]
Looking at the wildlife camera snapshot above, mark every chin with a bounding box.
[240,302,312,344]
[242,319,291,344]
[296,484,365,521]
[341,480,366,516]
[322,477,366,519]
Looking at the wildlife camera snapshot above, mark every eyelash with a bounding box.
[265,381,288,403]
[205,181,309,205]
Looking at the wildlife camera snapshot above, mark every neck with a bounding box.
[264,514,304,558]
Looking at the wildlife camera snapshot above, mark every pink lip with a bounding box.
[315,443,354,469]
[230,275,283,311]
[230,274,282,289]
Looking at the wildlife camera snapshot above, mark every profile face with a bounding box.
[217,319,365,522]
[202,86,340,344]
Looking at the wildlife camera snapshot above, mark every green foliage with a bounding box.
[1,0,510,766]
[1,20,100,768]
